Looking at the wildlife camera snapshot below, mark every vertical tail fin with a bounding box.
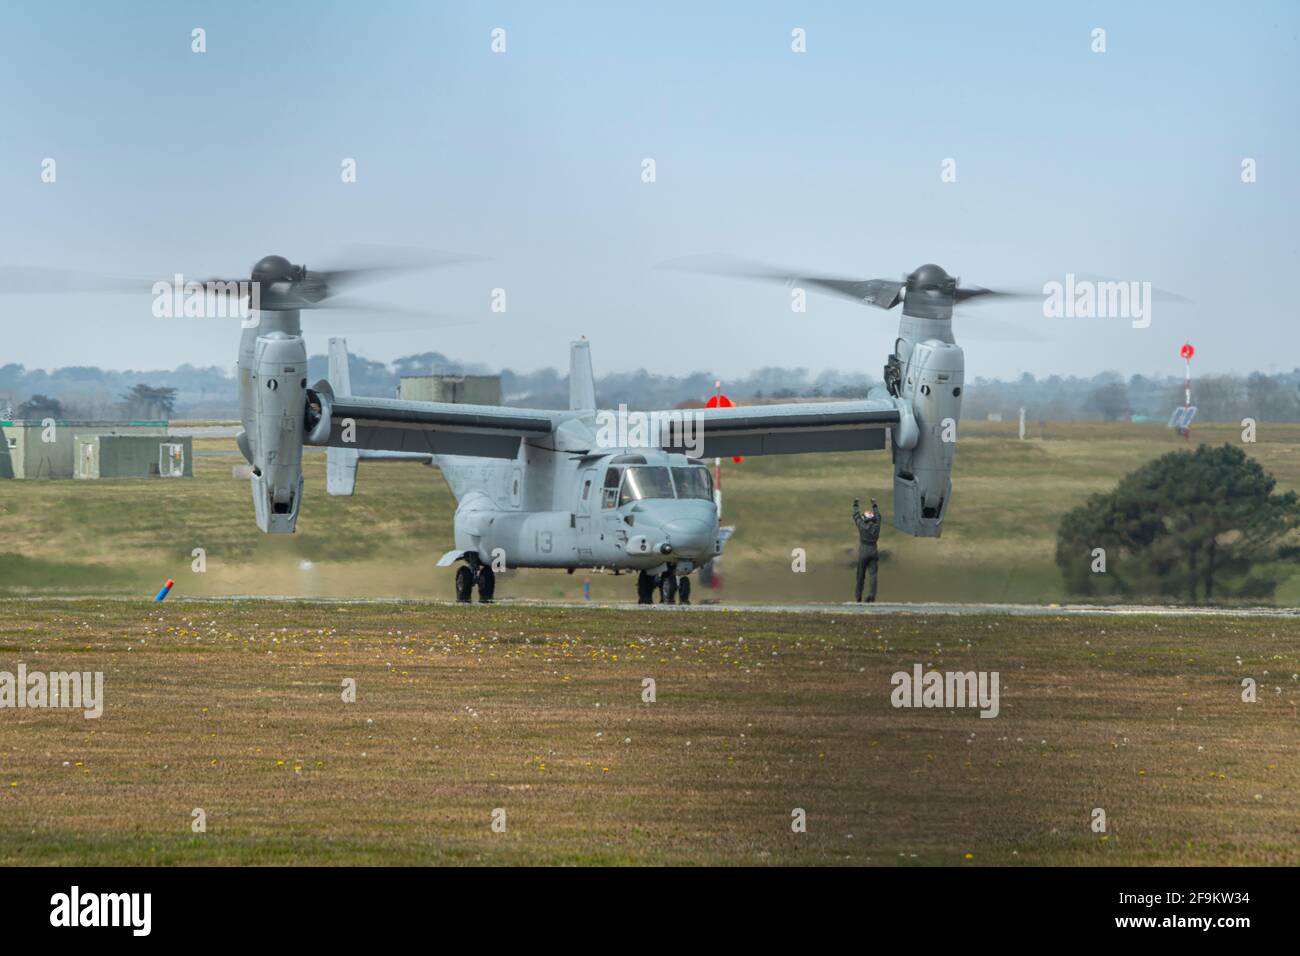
[326,337,358,496]
[328,336,353,396]
[569,338,596,411]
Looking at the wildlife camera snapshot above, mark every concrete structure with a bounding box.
[398,374,501,406]
[0,420,188,479]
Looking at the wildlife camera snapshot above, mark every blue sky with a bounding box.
[1,0,1296,381]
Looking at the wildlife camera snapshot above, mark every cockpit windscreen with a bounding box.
[671,466,713,500]
[618,466,675,505]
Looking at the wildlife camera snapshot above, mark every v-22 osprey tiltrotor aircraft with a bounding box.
[234,255,981,603]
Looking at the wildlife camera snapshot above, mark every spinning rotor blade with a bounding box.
[953,286,1042,303]
[0,266,156,295]
[1063,274,1191,304]
[661,255,903,309]
[662,254,1055,340]
[302,296,450,314]
[310,245,485,297]
[956,280,1188,306]
[301,295,472,323]
[195,278,252,299]
[664,254,1188,340]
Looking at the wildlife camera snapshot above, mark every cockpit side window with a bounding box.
[671,466,713,501]
[602,467,622,509]
[617,466,675,507]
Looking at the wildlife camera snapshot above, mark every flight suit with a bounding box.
[853,499,882,603]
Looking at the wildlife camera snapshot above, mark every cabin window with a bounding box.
[602,467,622,509]
[581,479,591,501]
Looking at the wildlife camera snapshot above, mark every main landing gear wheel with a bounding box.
[659,572,678,605]
[636,570,655,604]
[454,565,474,603]
[476,565,496,603]
[677,576,691,605]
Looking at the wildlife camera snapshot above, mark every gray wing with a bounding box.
[314,395,556,458]
[654,398,901,458]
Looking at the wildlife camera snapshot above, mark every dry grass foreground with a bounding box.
[1,600,1296,865]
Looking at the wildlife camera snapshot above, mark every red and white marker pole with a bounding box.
[1179,342,1195,440]
[701,381,746,594]
[709,381,723,592]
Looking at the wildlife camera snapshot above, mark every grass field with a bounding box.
[1,421,1295,864]
[0,421,1297,605]
[0,600,1295,865]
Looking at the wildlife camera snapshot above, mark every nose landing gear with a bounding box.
[635,565,692,605]
[659,570,678,604]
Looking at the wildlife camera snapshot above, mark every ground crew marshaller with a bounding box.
[853,496,882,603]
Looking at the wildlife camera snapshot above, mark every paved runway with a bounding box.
[105,596,1300,617]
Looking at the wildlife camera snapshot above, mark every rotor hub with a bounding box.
[251,254,302,285]
[907,263,955,292]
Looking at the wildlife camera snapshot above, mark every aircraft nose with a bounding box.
[661,518,713,555]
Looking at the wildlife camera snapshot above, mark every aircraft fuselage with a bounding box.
[441,439,721,574]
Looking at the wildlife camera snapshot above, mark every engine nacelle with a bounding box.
[892,338,963,537]
[248,331,307,533]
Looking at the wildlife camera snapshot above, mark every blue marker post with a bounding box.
[154,579,175,602]
[583,577,591,602]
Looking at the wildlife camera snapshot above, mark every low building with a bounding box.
[0,420,190,479]
[74,434,193,479]
[398,374,501,406]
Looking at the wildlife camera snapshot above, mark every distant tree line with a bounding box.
[1,362,228,420]
[2,378,178,421]
[964,371,1300,425]
[3,356,1298,422]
